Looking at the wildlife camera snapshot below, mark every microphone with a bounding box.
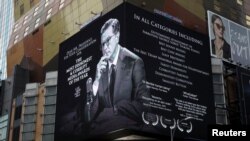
[86,77,93,122]
[86,77,93,104]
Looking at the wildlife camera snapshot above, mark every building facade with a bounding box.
[0,0,14,80]
[0,115,8,141]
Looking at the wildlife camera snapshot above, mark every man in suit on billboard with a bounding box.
[85,18,149,134]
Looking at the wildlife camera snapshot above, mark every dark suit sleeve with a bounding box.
[116,58,150,122]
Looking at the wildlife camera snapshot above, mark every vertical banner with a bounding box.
[55,4,127,141]
[208,11,250,66]
[126,4,214,140]
[55,3,215,141]
[237,67,250,124]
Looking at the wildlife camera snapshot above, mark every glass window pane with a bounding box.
[42,134,54,141]
[25,97,37,105]
[43,124,55,134]
[44,114,55,124]
[214,95,225,105]
[24,105,37,114]
[22,132,35,141]
[213,74,222,83]
[45,96,56,105]
[46,87,57,95]
[24,114,36,123]
[213,84,223,93]
[44,105,56,114]
[23,123,35,132]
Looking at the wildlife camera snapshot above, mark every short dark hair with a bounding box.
[211,14,224,34]
[101,18,120,35]
[211,14,223,25]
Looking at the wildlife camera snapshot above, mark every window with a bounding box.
[34,18,40,28]
[20,4,24,15]
[14,106,22,120]
[12,127,20,141]
[43,124,55,134]
[14,23,19,32]
[23,114,36,123]
[246,15,250,21]
[44,105,56,114]
[25,96,37,105]
[213,84,223,93]
[46,8,52,20]
[213,74,222,83]
[33,6,39,16]
[59,0,65,10]
[24,26,30,37]
[22,132,35,141]
[23,15,29,25]
[246,15,250,26]
[45,0,50,7]
[46,86,57,95]
[14,35,20,44]
[237,0,243,5]
[30,0,35,7]
[23,123,35,132]
[24,105,37,114]
[43,115,55,124]
[45,96,56,105]
[247,21,250,26]
[42,134,54,141]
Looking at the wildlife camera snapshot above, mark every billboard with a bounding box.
[237,67,250,124]
[56,3,215,140]
[208,11,250,66]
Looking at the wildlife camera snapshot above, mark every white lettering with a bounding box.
[212,129,247,136]
[212,129,218,136]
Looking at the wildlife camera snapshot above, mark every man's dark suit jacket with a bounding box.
[88,47,149,134]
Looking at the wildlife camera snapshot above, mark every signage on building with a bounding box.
[208,11,250,67]
[56,3,214,141]
[153,9,183,24]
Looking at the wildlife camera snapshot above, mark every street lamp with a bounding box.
[170,117,193,141]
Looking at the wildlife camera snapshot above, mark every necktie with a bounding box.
[109,64,116,106]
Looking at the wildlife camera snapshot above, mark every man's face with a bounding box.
[213,18,224,38]
[101,26,118,60]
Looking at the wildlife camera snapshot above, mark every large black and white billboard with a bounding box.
[55,3,215,141]
[208,11,250,66]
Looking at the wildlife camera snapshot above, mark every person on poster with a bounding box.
[211,14,231,59]
[85,18,150,134]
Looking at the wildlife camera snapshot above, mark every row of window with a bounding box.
[13,0,66,44]
[22,123,55,134]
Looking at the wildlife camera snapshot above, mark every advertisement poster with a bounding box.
[55,3,215,141]
[207,11,250,66]
[230,22,250,66]
[237,67,250,124]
